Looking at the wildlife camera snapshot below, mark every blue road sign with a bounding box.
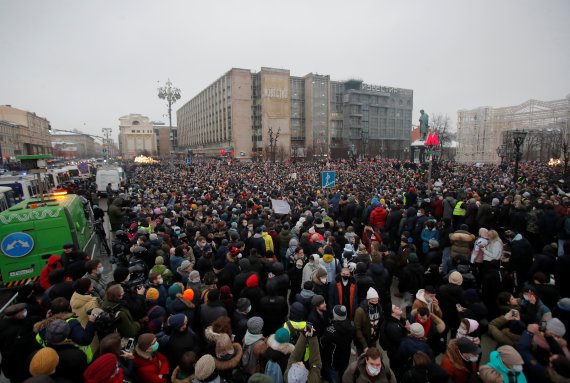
[321,171,336,188]
[185,158,192,164]
[1,232,34,258]
[77,162,89,174]
[102,148,107,153]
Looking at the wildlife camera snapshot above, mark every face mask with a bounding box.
[342,276,349,282]
[296,263,303,269]
[468,356,478,362]
[97,266,104,275]
[151,342,159,352]
[523,294,530,301]
[245,305,252,314]
[320,277,328,284]
[457,327,467,335]
[366,364,381,376]
[157,278,163,285]
[417,213,422,217]
[268,272,275,279]
[511,365,523,373]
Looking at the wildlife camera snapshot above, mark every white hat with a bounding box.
[366,287,379,300]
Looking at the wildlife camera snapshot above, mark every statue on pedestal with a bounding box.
[419,109,429,140]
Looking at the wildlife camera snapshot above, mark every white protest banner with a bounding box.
[271,198,291,215]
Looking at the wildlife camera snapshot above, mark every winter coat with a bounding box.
[240,286,265,317]
[449,230,475,262]
[70,292,100,328]
[133,348,169,383]
[165,327,201,371]
[33,312,96,347]
[264,334,295,375]
[440,339,477,383]
[488,315,521,347]
[168,294,196,320]
[266,264,290,298]
[321,319,355,371]
[412,289,443,318]
[50,343,88,382]
[397,336,433,365]
[398,262,425,296]
[437,283,464,330]
[259,294,289,336]
[486,349,527,383]
[332,277,358,320]
[40,255,63,291]
[214,343,244,381]
[232,310,248,345]
[84,272,108,301]
[370,206,388,229]
[0,317,41,381]
[108,198,125,227]
[285,334,322,383]
[342,354,396,383]
[354,301,383,351]
[381,315,408,360]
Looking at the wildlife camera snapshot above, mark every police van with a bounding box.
[0,192,102,288]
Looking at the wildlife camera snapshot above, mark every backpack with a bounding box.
[241,339,262,375]
[264,360,284,383]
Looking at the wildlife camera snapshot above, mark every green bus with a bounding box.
[0,193,102,288]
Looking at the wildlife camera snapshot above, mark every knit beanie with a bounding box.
[183,289,195,301]
[246,274,259,288]
[189,270,200,282]
[410,323,425,338]
[83,353,121,383]
[366,287,379,300]
[137,333,156,352]
[322,253,335,263]
[497,345,524,365]
[180,260,192,270]
[274,328,290,344]
[194,355,216,380]
[289,302,305,322]
[155,256,164,265]
[146,287,159,301]
[333,305,347,321]
[237,298,251,313]
[247,316,264,335]
[215,333,234,356]
[29,347,59,376]
[168,314,186,332]
[547,318,566,337]
[45,319,70,344]
[449,271,464,285]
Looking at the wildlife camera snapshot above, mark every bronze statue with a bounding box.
[419,109,429,140]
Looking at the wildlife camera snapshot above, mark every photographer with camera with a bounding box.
[102,284,142,339]
[112,266,148,321]
[284,323,322,383]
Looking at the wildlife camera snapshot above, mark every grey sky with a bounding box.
[1,0,569,144]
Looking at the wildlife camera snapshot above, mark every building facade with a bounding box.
[0,105,52,157]
[456,97,570,163]
[152,122,173,158]
[118,114,157,158]
[177,68,413,160]
[50,132,100,158]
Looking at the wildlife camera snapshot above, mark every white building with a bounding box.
[118,114,157,158]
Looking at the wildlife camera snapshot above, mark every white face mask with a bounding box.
[457,327,467,335]
[523,294,530,301]
[296,263,303,269]
[511,365,523,373]
[366,363,381,376]
[268,272,275,279]
[320,277,328,284]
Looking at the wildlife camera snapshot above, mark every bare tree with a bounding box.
[430,113,455,159]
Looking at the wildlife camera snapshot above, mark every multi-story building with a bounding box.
[118,114,157,158]
[0,105,52,157]
[0,120,19,163]
[456,97,570,163]
[152,121,173,158]
[49,132,100,158]
[177,67,413,160]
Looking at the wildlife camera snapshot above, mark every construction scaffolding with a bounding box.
[456,97,570,163]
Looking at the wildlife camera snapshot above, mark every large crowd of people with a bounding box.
[1,157,570,383]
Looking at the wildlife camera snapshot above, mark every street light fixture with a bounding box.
[157,79,181,154]
[512,129,527,183]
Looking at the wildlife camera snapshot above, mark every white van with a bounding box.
[96,168,123,196]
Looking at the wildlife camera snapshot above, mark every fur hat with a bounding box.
[194,355,216,380]
[29,347,59,376]
[247,316,264,335]
[215,333,234,356]
[449,271,464,285]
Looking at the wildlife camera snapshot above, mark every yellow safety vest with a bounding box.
[36,318,94,363]
[453,201,466,216]
[283,320,309,361]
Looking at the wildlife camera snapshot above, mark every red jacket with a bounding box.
[440,353,477,383]
[39,255,63,290]
[431,199,444,220]
[133,352,169,383]
[369,206,388,229]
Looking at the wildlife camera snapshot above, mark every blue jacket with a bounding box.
[486,350,527,383]
[396,336,433,364]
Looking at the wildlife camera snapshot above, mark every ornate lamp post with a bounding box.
[268,127,280,163]
[157,79,181,153]
[496,145,506,171]
[512,130,527,183]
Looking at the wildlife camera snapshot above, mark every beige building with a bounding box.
[118,114,157,158]
[177,67,413,161]
[0,120,19,162]
[0,105,52,157]
[152,122,173,158]
[456,97,570,163]
[50,132,100,158]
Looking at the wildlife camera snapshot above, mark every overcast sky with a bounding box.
[1,0,568,143]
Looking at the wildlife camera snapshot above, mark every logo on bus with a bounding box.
[1,232,34,257]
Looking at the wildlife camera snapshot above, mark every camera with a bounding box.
[539,321,547,332]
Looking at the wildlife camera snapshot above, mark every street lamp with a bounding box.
[157,79,181,154]
[496,145,506,171]
[268,127,280,163]
[512,130,527,183]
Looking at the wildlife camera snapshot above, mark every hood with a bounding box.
[70,292,97,310]
[444,340,470,372]
[33,312,74,333]
[214,343,243,371]
[175,293,195,309]
[415,289,429,304]
[288,238,299,248]
[300,289,315,299]
[266,334,294,355]
[406,207,417,216]
[466,318,479,334]
[47,255,62,267]
[204,326,226,344]
[168,283,184,298]
[486,350,511,375]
